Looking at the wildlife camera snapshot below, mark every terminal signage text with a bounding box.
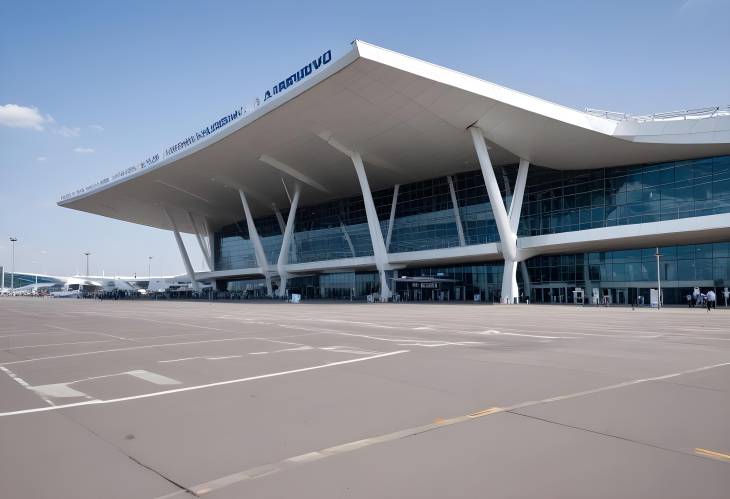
[264,49,332,101]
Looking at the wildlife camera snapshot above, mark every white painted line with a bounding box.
[0,350,410,417]
[1,339,115,350]
[158,356,203,364]
[476,330,569,340]
[320,346,380,355]
[32,383,89,398]
[47,324,129,341]
[126,370,181,385]
[249,352,268,355]
[0,336,292,366]
[0,366,56,406]
[272,346,313,353]
[0,331,81,339]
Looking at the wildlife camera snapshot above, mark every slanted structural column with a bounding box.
[276,183,301,297]
[164,207,199,292]
[238,190,273,297]
[187,212,213,271]
[319,133,391,300]
[469,127,530,303]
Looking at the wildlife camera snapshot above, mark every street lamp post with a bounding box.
[148,256,152,281]
[9,237,17,291]
[84,252,91,277]
[655,247,662,310]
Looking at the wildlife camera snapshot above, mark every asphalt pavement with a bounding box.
[0,298,728,498]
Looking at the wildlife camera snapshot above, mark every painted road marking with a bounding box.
[0,350,410,417]
[0,365,56,406]
[32,383,89,398]
[476,330,571,340]
[694,448,730,462]
[158,355,244,363]
[468,407,503,418]
[154,360,730,498]
[0,335,309,366]
[126,370,181,385]
[320,346,381,355]
[1,339,116,350]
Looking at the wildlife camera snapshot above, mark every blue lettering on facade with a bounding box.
[263,49,331,101]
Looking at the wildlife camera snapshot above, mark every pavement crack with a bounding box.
[126,454,199,497]
[505,409,706,461]
[58,412,198,497]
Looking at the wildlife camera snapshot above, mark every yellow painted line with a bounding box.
[695,448,730,462]
[468,407,503,418]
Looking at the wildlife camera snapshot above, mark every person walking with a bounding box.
[686,293,692,308]
[706,290,712,312]
[708,289,716,309]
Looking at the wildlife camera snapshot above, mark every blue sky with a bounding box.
[1,0,728,277]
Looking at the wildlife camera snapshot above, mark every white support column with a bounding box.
[273,206,286,234]
[276,184,301,297]
[238,190,273,297]
[319,133,391,300]
[339,218,357,257]
[519,261,531,302]
[469,127,516,261]
[351,152,391,300]
[164,207,199,292]
[203,218,215,271]
[508,159,530,234]
[469,127,530,304]
[385,184,399,251]
[446,176,466,246]
[187,212,213,271]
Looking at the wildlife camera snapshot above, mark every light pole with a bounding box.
[84,252,91,277]
[655,247,662,310]
[9,237,17,291]
[148,256,152,281]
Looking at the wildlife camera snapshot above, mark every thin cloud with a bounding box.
[37,156,47,162]
[89,124,104,132]
[0,104,53,130]
[74,147,95,154]
[55,125,81,138]
[679,0,719,12]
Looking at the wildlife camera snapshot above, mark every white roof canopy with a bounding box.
[59,41,730,233]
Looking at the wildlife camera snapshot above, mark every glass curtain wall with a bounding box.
[213,155,730,273]
[522,241,730,305]
[519,155,730,236]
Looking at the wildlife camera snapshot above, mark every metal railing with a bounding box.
[585,105,730,122]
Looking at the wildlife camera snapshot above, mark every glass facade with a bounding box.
[1,272,62,289]
[290,196,373,264]
[519,155,730,236]
[212,155,730,304]
[522,241,730,305]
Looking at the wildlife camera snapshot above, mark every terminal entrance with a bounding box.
[392,277,461,302]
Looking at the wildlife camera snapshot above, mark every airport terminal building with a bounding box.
[59,41,730,304]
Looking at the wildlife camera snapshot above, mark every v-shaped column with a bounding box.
[276,183,301,297]
[469,127,529,303]
[164,207,199,292]
[238,190,273,297]
[319,133,391,301]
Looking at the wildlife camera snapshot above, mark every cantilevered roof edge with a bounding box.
[57,42,364,206]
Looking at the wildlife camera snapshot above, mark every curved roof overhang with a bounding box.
[58,41,730,234]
